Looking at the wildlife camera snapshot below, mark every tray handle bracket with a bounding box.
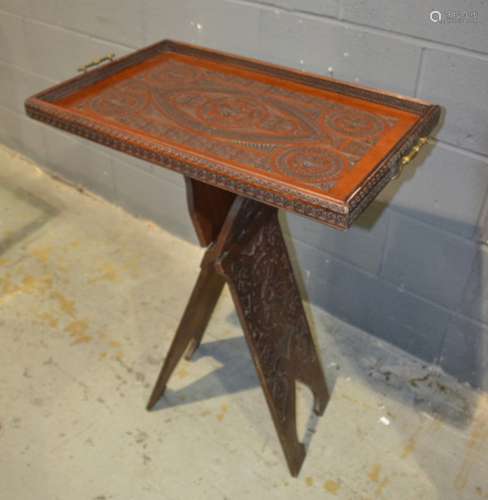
[392,137,429,180]
[77,53,116,73]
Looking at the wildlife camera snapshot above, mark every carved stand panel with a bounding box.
[147,179,329,476]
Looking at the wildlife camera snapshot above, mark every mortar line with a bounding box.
[229,0,488,61]
[414,47,426,97]
[376,208,391,278]
[433,139,488,164]
[293,236,457,318]
[0,8,138,52]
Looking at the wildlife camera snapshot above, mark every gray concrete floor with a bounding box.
[1,144,487,500]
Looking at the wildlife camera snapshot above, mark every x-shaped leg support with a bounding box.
[147,178,329,477]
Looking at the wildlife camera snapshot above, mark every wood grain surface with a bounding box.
[25,40,441,228]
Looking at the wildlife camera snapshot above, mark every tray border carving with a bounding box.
[25,40,441,229]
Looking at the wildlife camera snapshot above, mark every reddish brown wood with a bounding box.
[24,39,441,229]
[214,197,329,477]
[185,178,235,247]
[147,178,235,407]
[23,40,441,477]
[146,262,225,410]
[148,184,328,477]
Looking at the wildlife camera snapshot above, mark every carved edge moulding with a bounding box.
[25,39,441,230]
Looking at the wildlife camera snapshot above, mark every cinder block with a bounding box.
[364,279,450,363]
[17,116,47,164]
[2,0,143,48]
[0,0,60,25]
[354,291,448,363]
[143,0,199,45]
[109,150,185,189]
[150,164,185,189]
[291,239,374,325]
[0,62,54,114]
[461,244,488,325]
[0,11,30,68]
[284,200,390,275]
[113,156,197,244]
[341,0,488,54]
[57,0,144,48]
[377,142,488,239]
[261,0,339,17]
[476,193,488,244]
[0,105,47,163]
[440,314,488,391]
[257,8,305,67]
[291,240,450,362]
[189,0,261,56]
[418,49,488,156]
[22,18,132,82]
[0,0,28,17]
[381,211,477,309]
[144,0,261,58]
[299,17,422,95]
[43,127,117,203]
[0,62,14,109]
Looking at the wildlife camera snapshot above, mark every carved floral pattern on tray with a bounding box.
[71,58,398,191]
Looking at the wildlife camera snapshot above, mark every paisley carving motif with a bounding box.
[87,80,149,118]
[27,40,441,231]
[275,146,345,183]
[146,63,199,84]
[326,109,385,137]
[70,58,398,191]
[153,89,320,143]
[199,95,269,129]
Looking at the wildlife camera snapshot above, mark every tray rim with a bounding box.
[24,39,441,229]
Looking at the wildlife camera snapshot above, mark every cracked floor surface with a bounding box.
[0,145,487,500]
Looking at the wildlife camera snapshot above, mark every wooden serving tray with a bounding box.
[25,40,440,229]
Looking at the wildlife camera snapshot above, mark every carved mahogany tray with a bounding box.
[25,40,440,229]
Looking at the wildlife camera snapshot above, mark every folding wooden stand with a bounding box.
[147,179,329,476]
[25,39,440,476]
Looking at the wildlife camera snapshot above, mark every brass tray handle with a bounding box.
[392,137,429,180]
[78,53,115,73]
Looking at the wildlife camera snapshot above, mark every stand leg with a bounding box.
[147,181,329,476]
[183,266,225,362]
[214,198,329,476]
[146,263,225,410]
[147,178,233,410]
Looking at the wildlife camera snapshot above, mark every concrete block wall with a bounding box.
[1,1,488,389]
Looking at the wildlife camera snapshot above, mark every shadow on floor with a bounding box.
[150,333,323,452]
[151,336,257,409]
